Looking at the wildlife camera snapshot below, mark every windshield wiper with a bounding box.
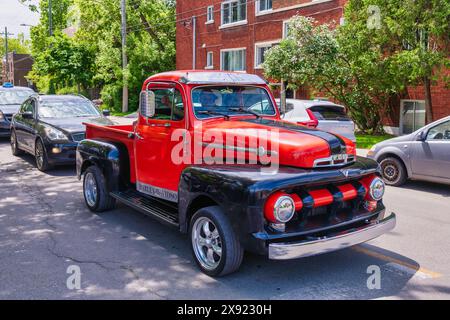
[197,110,230,120]
[228,107,261,119]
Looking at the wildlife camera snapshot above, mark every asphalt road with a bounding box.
[0,137,449,300]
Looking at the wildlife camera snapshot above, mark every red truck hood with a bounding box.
[196,118,356,168]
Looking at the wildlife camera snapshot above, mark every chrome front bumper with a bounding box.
[268,213,396,260]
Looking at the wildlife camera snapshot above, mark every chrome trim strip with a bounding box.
[313,154,355,168]
[136,181,178,203]
[268,213,396,260]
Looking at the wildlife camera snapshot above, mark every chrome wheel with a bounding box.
[84,172,98,207]
[192,217,222,271]
[10,132,17,152]
[35,141,44,169]
[382,163,399,182]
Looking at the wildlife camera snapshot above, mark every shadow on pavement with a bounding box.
[397,180,450,197]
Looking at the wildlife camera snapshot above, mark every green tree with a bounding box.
[264,1,450,132]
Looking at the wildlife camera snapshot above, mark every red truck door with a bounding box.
[134,83,186,202]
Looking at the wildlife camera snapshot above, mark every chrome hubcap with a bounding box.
[11,133,16,151]
[84,172,98,207]
[383,163,398,181]
[192,217,222,270]
[36,143,44,168]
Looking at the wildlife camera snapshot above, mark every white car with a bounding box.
[279,99,356,142]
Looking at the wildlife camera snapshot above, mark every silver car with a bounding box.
[279,99,356,142]
[367,116,450,186]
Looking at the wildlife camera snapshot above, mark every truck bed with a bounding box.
[84,122,137,183]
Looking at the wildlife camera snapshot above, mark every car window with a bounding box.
[149,88,184,121]
[21,99,34,114]
[426,120,450,140]
[0,90,34,105]
[38,98,100,118]
[192,86,276,119]
[309,105,350,121]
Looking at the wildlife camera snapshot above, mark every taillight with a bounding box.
[297,109,319,128]
[264,192,302,223]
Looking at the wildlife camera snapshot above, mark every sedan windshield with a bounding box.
[38,99,100,118]
[0,90,34,105]
[192,86,276,119]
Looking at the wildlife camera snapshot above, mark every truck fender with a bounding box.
[76,139,130,192]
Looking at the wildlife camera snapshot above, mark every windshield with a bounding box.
[38,99,100,118]
[309,105,350,121]
[192,86,276,119]
[0,90,34,105]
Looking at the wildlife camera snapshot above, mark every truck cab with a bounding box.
[76,71,396,276]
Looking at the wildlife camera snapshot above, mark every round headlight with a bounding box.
[369,177,385,201]
[273,196,295,223]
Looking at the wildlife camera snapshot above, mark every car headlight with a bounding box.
[45,127,68,141]
[0,111,4,122]
[265,192,299,223]
[369,177,385,201]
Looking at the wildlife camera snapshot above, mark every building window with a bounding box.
[206,52,214,69]
[255,42,278,69]
[283,20,292,38]
[206,6,214,23]
[256,0,272,14]
[221,0,247,26]
[221,48,246,71]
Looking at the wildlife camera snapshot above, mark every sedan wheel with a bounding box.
[35,139,51,171]
[380,157,407,186]
[10,131,23,156]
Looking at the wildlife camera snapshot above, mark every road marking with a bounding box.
[352,245,442,279]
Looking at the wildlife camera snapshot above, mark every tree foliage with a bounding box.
[27,0,175,111]
[264,0,450,133]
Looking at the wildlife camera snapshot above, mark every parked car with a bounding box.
[10,94,113,171]
[76,71,395,277]
[279,99,356,142]
[367,116,450,186]
[0,82,35,137]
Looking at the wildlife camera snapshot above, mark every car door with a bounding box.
[411,120,450,180]
[134,83,187,202]
[14,99,35,152]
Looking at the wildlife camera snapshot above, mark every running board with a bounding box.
[110,189,179,227]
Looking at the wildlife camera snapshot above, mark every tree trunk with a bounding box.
[424,76,433,124]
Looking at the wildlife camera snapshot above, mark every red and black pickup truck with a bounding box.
[76,71,396,276]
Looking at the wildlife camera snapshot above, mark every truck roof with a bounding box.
[146,70,267,85]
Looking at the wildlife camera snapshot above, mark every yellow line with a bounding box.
[352,246,442,279]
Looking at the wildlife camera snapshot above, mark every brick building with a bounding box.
[1,52,34,87]
[176,0,449,135]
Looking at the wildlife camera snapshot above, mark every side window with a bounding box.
[150,88,184,121]
[21,99,33,114]
[426,120,450,140]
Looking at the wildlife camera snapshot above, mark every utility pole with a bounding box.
[1,27,14,83]
[192,16,196,69]
[48,0,53,36]
[120,0,128,112]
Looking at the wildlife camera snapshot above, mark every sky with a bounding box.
[0,0,40,39]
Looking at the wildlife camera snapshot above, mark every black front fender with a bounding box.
[76,139,130,192]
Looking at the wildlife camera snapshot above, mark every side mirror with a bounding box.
[416,131,427,141]
[102,110,111,117]
[23,111,33,119]
[140,90,156,118]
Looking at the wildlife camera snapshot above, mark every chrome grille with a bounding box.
[313,154,356,168]
[71,132,86,142]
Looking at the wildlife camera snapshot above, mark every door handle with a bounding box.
[150,123,171,128]
[129,132,144,140]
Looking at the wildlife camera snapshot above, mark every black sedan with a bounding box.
[10,94,113,171]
